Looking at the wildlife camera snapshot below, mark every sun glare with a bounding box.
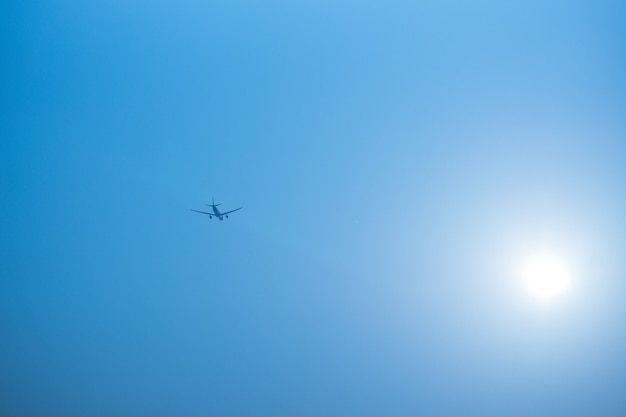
[522,255,572,300]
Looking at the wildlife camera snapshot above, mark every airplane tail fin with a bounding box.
[205,197,221,207]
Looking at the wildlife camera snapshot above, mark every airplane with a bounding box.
[191,198,242,220]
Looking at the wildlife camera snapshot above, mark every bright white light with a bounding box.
[522,255,572,300]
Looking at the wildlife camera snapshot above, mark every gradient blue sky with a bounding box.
[2,1,626,416]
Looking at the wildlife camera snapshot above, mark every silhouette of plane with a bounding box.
[191,198,242,220]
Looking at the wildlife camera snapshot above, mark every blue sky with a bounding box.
[2,1,626,416]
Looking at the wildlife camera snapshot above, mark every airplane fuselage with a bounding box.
[207,205,224,220]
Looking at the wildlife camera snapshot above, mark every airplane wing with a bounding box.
[190,209,213,215]
[220,207,243,216]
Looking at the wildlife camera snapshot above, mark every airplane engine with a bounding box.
[226,215,229,219]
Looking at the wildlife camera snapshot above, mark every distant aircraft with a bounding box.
[191,198,242,220]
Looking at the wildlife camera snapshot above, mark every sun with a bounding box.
[522,254,572,300]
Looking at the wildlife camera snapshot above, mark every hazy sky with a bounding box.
[2,1,626,416]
